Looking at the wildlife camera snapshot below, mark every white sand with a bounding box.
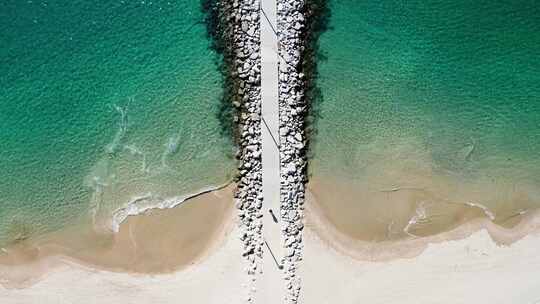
[3,223,540,303]
[0,226,249,304]
[301,228,540,304]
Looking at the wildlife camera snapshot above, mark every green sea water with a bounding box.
[0,0,235,245]
[311,0,540,239]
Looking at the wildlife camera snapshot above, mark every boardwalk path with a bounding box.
[259,0,286,302]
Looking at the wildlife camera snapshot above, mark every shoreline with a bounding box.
[305,185,540,262]
[300,220,540,304]
[0,225,248,304]
[4,200,540,303]
[111,182,233,232]
[2,179,539,289]
[2,180,540,303]
[306,170,539,239]
[0,185,236,289]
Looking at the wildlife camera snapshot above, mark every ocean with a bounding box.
[0,0,235,246]
[310,0,540,240]
[1,0,539,247]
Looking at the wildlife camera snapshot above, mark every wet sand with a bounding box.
[2,179,540,302]
[4,195,540,303]
[307,171,538,242]
[0,185,235,287]
[305,180,540,261]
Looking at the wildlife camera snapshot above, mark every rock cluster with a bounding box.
[215,0,263,302]
[277,1,308,303]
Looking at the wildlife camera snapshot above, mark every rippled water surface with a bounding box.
[311,0,540,240]
[0,0,234,245]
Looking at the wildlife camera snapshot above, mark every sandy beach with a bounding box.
[2,183,540,303]
[0,225,248,304]
[305,184,540,259]
[0,185,236,288]
[300,225,540,304]
[307,173,536,243]
[3,189,540,303]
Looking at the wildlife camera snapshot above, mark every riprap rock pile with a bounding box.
[277,0,308,303]
[213,0,263,301]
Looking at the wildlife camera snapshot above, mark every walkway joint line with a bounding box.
[261,116,281,150]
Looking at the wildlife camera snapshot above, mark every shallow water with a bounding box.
[310,0,540,241]
[0,0,235,246]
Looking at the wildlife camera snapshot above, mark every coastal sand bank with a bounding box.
[3,208,540,303]
[2,182,540,303]
[308,173,537,243]
[0,185,235,288]
[306,183,540,261]
[0,226,247,304]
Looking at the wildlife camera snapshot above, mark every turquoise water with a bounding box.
[0,1,235,245]
[311,0,540,238]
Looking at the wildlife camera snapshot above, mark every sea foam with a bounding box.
[110,182,230,233]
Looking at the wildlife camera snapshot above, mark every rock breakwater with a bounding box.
[207,0,264,301]
[277,0,309,303]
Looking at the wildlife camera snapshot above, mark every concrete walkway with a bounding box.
[259,0,285,302]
